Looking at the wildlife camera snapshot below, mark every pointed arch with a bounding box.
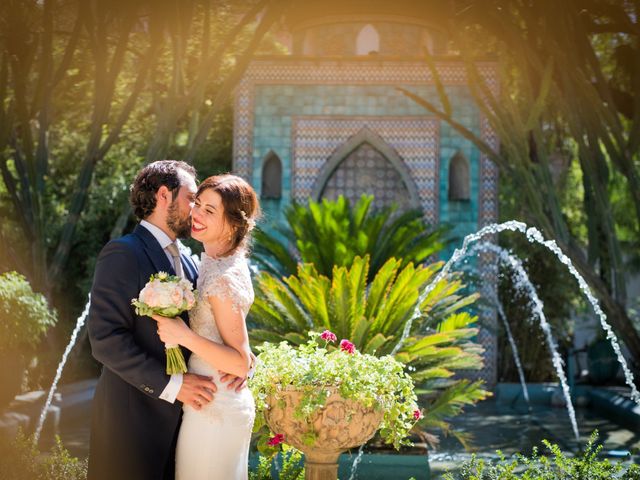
[261,150,282,199]
[356,24,380,55]
[448,150,470,201]
[312,127,420,209]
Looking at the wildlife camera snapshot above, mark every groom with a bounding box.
[88,161,218,480]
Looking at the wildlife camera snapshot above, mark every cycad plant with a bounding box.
[253,195,446,281]
[249,255,490,447]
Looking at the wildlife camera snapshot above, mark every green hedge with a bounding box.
[445,431,639,480]
[0,271,57,353]
[0,432,87,480]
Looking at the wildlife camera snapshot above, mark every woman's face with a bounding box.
[191,188,233,248]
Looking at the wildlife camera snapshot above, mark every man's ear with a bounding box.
[156,185,171,207]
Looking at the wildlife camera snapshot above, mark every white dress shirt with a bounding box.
[140,220,184,403]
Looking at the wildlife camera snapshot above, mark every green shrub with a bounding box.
[0,431,87,480]
[253,194,446,282]
[0,271,57,353]
[444,431,640,480]
[249,446,305,480]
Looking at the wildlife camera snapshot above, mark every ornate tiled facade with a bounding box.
[292,117,439,224]
[233,58,500,384]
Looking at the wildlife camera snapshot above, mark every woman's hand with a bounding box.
[151,314,193,347]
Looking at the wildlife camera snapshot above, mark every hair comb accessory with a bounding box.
[240,210,256,232]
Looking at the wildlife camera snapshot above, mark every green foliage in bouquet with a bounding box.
[0,271,57,353]
[0,431,87,480]
[249,255,489,447]
[250,332,421,450]
[444,431,640,480]
[253,194,446,281]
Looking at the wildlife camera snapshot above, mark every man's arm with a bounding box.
[87,241,173,399]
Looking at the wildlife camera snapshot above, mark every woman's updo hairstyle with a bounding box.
[196,174,260,255]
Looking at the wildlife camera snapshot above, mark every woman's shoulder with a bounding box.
[199,250,251,293]
[199,249,249,276]
[199,251,253,313]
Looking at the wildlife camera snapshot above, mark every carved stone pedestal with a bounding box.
[265,388,383,480]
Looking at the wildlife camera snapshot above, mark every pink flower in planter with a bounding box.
[413,409,423,421]
[320,330,337,343]
[267,433,285,446]
[340,339,356,354]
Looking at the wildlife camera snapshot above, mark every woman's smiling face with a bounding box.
[190,188,232,247]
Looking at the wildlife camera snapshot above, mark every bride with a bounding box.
[152,174,258,479]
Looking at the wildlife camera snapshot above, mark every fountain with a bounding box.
[33,295,91,445]
[458,246,530,406]
[393,221,640,410]
[348,444,366,480]
[463,242,578,440]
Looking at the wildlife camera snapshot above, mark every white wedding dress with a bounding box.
[175,250,255,480]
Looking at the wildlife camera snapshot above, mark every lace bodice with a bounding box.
[184,250,255,427]
[189,250,254,344]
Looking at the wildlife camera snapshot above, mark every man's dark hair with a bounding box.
[130,160,197,220]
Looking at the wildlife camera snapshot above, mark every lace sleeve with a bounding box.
[201,259,254,315]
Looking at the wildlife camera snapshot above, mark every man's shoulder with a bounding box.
[99,233,142,258]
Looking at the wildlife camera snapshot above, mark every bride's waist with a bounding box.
[188,355,252,399]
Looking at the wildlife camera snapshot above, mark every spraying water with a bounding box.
[34,295,91,445]
[495,300,530,406]
[467,242,577,439]
[459,243,530,405]
[393,220,640,409]
[348,444,366,480]
[523,226,640,406]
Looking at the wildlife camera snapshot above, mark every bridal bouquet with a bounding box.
[131,272,196,374]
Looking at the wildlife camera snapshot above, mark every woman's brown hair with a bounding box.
[196,174,260,255]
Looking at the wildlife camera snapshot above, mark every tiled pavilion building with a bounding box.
[233,1,500,384]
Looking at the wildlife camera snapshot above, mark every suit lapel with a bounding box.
[133,224,176,277]
[133,224,193,327]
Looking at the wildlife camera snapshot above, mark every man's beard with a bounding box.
[167,200,192,238]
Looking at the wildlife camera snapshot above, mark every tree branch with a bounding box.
[185,0,282,161]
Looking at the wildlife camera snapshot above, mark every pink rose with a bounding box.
[184,290,196,309]
[340,339,355,354]
[154,286,174,307]
[140,285,160,307]
[267,433,285,446]
[320,330,337,343]
[413,409,423,421]
[170,285,184,306]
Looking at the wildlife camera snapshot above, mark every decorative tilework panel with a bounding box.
[234,60,498,181]
[321,143,412,211]
[292,117,440,225]
[473,115,500,384]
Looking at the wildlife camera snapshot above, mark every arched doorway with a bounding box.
[312,128,420,211]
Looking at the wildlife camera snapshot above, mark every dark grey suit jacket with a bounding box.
[87,224,197,480]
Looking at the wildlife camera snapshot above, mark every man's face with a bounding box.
[166,169,197,238]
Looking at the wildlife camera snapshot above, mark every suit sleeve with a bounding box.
[88,240,169,399]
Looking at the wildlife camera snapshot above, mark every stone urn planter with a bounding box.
[265,387,384,480]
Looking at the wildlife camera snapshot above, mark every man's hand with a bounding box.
[176,373,217,410]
